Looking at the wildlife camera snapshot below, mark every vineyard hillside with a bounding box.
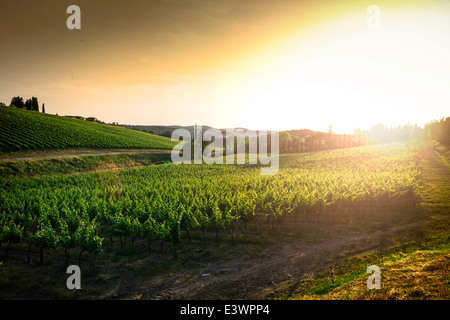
[0,106,177,152]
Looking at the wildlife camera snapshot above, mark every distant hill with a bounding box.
[123,124,216,136]
[123,125,315,138]
[0,106,177,152]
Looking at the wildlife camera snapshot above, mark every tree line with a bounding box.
[175,122,435,157]
[170,121,438,156]
[278,121,441,154]
[1,96,45,113]
[424,117,450,146]
[279,129,364,154]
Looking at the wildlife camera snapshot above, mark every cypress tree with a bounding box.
[24,99,32,110]
[31,97,39,111]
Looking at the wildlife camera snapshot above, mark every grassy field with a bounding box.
[278,233,449,300]
[0,151,172,177]
[292,237,449,300]
[0,106,177,153]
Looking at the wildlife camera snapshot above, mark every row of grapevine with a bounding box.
[0,143,420,264]
[0,106,177,152]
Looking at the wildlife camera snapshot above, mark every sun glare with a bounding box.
[210,4,450,133]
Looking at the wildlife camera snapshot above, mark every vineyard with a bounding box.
[0,142,420,269]
[0,106,177,152]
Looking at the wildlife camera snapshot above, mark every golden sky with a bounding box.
[1,0,449,133]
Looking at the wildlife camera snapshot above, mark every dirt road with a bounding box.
[0,149,171,162]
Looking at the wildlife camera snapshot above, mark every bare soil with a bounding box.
[92,213,425,300]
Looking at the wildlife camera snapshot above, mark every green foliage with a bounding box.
[1,219,24,245]
[0,143,420,263]
[31,97,39,112]
[10,96,24,109]
[74,221,103,256]
[28,221,58,251]
[425,117,450,146]
[24,99,32,111]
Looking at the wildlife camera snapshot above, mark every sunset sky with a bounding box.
[1,0,449,133]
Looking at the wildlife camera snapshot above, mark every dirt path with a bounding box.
[94,142,448,301]
[99,212,426,300]
[0,149,171,162]
[414,140,450,234]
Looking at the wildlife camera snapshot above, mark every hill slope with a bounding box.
[0,107,177,152]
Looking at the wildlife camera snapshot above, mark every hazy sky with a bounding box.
[1,0,449,133]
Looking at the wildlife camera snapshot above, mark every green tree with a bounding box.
[24,99,32,110]
[279,132,292,153]
[440,117,450,146]
[31,97,39,111]
[426,117,450,146]
[10,96,24,108]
